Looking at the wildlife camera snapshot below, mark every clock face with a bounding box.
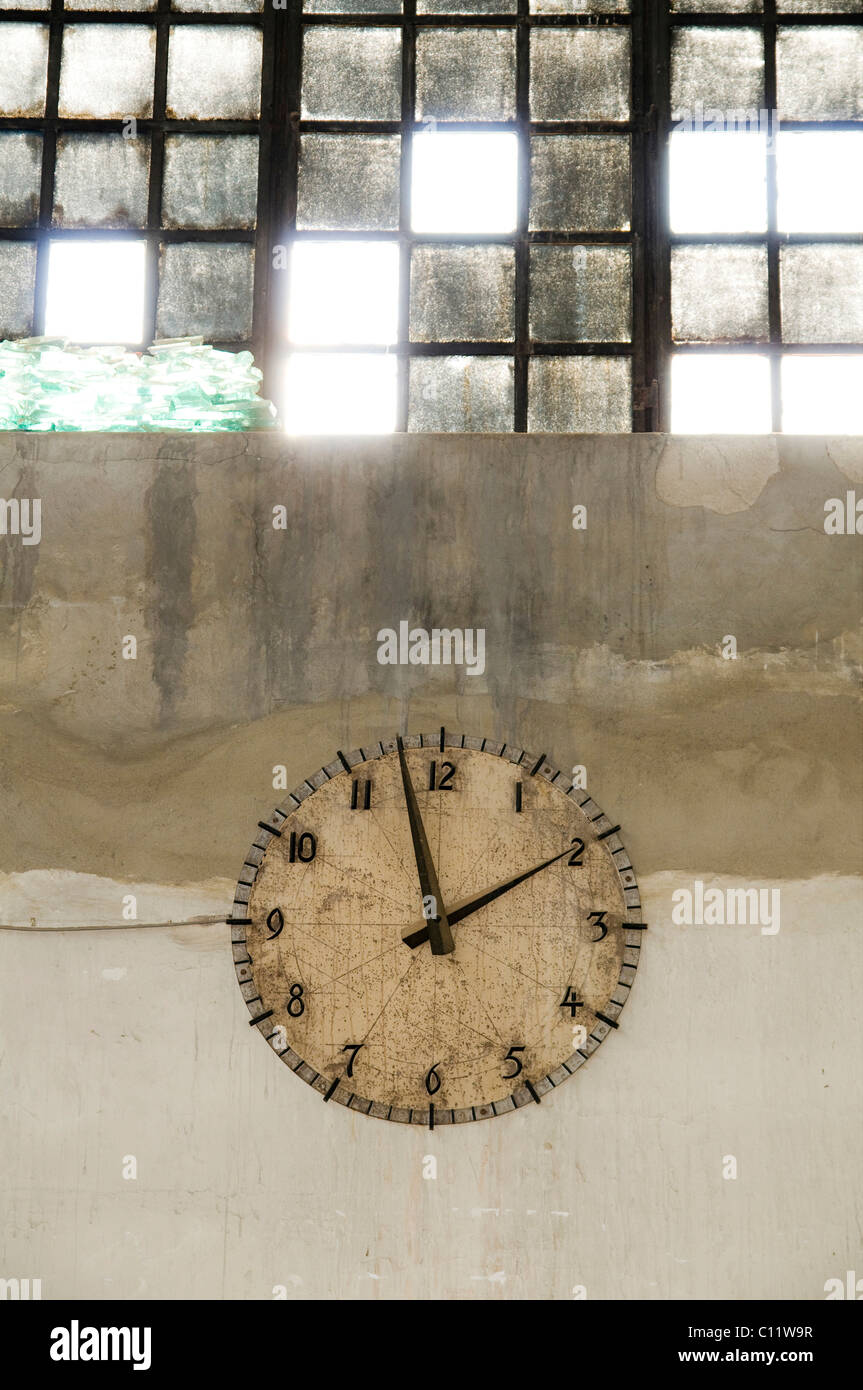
[231,732,644,1126]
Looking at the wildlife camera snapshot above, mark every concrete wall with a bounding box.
[0,432,860,1301]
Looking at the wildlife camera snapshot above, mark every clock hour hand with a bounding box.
[402,844,572,950]
[396,737,454,956]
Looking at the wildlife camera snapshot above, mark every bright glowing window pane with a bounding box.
[671,354,772,433]
[44,239,147,343]
[669,132,767,233]
[782,356,863,434]
[288,241,399,345]
[411,131,518,233]
[284,353,397,434]
[777,132,863,232]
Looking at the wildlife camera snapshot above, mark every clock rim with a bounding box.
[231,730,644,1127]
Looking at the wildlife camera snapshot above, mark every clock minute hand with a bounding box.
[396,737,455,957]
[402,844,573,950]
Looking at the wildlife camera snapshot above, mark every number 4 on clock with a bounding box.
[559,987,584,1018]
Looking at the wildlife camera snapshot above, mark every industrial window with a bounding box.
[0,2,861,432]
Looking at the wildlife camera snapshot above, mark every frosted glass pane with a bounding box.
[530,245,631,342]
[72,0,157,10]
[288,242,399,345]
[166,27,262,119]
[530,30,630,121]
[777,28,863,120]
[671,28,764,121]
[59,26,155,118]
[302,28,401,120]
[781,245,863,343]
[408,357,513,431]
[671,354,771,433]
[284,353,397,434]
[780,3,861,13]
[416,30,516,121]
[529,135,631,231]
[669,132,767,233]
[157,243,254,340]
[412,131,518,233]
[782,356,863,433]
[306,0,401,11]
[528,357,631,431]
[45,240,147,343]
[0,25,48,117]
[672,1,761,10]
[532,2,628,12]
[0,0,48,7]
[0,242,36,337]
[0,133,41,227]
[777,133,863,233]
[53,134,149,228]
[174,0,263,11]
[162,136,259,229]
[298,134,400,230]
[420,0,515,11]
[672,246,769,343]
[410,245,514,342]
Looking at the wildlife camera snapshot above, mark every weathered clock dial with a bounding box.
[231,732,644,1126]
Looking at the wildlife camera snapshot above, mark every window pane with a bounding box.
[782,356,863,433]
[408,356,513,430]
[671,1,761,10]
[288,242,399,345]
[162,135,259,229]
[531,1,629,12]
[59,26,155,118]
[421,0,516,11]
[671,354,771,433]
[530,245,631,342]
[73,0,157,9]
[777,27,863,121]
[671,28,764,121]
[412,131,518,233]
[410,245,514,342]
[416,29,516,121]
[166,27,262,120]
[528,357,631,431]
[284,353,397,434]
[174,0,263,10]
[302,27,401,120]
[306,0,402,11]
[53,134,150,228]
[157,243,254,340]
[529,135,631,231]
[669,132,767,233]
[530,30,631,121]
[45,240,147,343]
[672,245,769,342]
[779,3,862,13]
[0,24,48,117]
[298,134,400,231]
[781,245,863,343]
[0,0,48,7]
[0,133,42,227]
[777,132,863,233]
[0,242,37,337]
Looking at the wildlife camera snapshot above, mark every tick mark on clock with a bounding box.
[596,824,621,841]
[524,1080,542,1104]
[322,1077,340,1102]
[428,1103,435,1130]
[439,726,445,752]
[336,749,352,773]
[595,1012,619,1029]
[226,917,252,926]
[257,821,282,837]
[529,753,547,776]
[248,1010,274,1027]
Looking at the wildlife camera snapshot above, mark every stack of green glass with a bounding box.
[0,337,278,431]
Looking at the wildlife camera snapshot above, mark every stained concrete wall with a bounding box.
[0,432,860,1300]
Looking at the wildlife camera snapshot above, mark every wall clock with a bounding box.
[230,731,644,1126]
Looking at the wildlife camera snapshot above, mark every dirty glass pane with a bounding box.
[781,245,863,343]
[53,134,149,228]
[156,243,254,340]
[59,26,156,119]
[779,3,861,12]
[72,0,157,11]
[671,28,764,121]
[777,28,863,120]
[420,0,515,12]
[162,135,259,229]
[672,245,769,342]
[530,30,631,122]
[416,30,516,121]
[0,242,36,337]
[529,135,631,232]
[0,134,42,227]
[0,0,48,7]
[410,245,515,342]
[302,28,401,120]
[671,1,761,10]
[531,2,628,13]
[528,356,631,431]
[0,25,48,118]
[530,245,631,343]
[298,133,400,230]
[408,357,514,431]
[306,0,401,11]
[166,27,262,120]
[174,0,263,11]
